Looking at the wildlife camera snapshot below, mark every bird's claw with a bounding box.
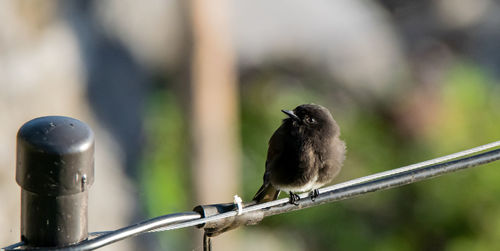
[309,189,320,202]
[289,192,300,205]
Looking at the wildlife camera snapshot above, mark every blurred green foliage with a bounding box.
[139,91,191,250]
[140,61,500,250]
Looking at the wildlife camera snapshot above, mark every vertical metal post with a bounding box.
[15,116,94,247]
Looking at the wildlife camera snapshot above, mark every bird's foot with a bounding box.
[309,189,320,202]
[289,192,300,205]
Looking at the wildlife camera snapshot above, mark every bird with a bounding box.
[198,104,345,238]
[253,104,346,205]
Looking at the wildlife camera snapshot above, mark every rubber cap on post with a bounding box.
[16,116,94,195]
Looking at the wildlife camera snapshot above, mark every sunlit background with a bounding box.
[1,0,500,250]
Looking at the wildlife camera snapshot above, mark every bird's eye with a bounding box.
[305,116,316,124]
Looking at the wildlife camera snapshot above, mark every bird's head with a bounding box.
[282,104,339,137]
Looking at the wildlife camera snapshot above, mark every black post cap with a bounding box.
[16,116,94,195]
[16,116,95,247]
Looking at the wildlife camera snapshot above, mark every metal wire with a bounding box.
[3,213,201,251]
[3,141,500,251]
[1,242,24,251]
[322,140,500,193]
[229,140,500,213]
[122,146,500,232]
[262,147,500,217]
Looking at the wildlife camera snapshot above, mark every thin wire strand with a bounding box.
[262,148,500,217]
[3,213,201,251]
[1,242,24,251]
[242,140,500,212]
[109,140,500,235]
[64,213,201,251]
[321,140,500,194]
[143,146,500,231]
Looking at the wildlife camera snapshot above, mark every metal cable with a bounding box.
[234,140,500,213]
[127,147,500,232]
[322,140,500,193]
[4,141,500,251]
[3,213,200,251]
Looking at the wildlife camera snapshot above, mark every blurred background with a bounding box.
[1,0,500,250]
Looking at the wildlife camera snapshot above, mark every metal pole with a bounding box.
[15,116,94,247]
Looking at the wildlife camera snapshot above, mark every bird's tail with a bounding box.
[252,183,280,203]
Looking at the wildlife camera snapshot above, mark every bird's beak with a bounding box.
[281,109,300,121]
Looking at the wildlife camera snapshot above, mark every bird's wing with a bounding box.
[252,124,287,203]
[264,123,287,181]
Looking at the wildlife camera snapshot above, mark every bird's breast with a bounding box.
[299,144,316,167]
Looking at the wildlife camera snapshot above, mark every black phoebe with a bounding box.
[253,104,346,204]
